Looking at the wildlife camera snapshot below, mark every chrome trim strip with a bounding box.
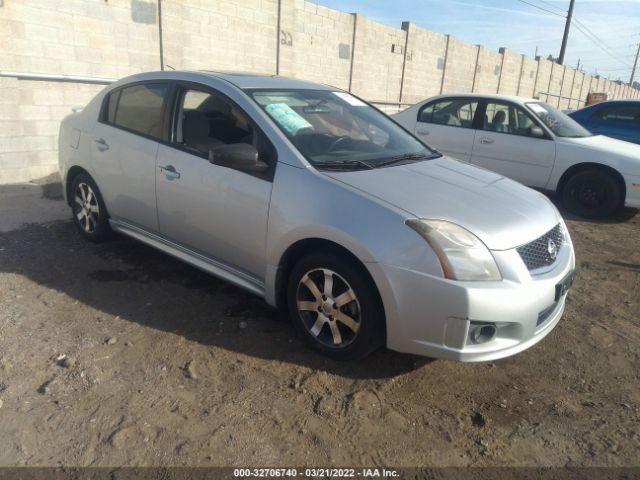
[109,219,265,297]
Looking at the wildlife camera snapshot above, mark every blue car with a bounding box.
[568,100,640,144]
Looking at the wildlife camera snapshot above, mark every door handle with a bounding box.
[94,138,109,151]
[159,165,181,180]
[416,129,430,135]
[479,138,494,144]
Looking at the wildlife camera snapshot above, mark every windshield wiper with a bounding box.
[375,152,437,168]
[313,160,375,170]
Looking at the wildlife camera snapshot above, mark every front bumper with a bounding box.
[624,174,640,209]
[372,237,575,362]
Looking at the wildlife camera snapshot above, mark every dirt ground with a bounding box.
[0,180,638,469]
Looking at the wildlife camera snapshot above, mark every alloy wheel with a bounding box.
[296,268,361,348]
[74,182,100,234]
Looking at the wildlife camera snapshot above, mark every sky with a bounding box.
[314,0,640,82]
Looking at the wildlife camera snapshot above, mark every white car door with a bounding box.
[155,87,273,279]
[413,98,479,162]
[471,101,556,188]
[91,82,170,232]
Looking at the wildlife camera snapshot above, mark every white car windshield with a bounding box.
[250,89,439,169]
[526,102,593,138]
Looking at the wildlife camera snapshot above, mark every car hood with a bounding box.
[325,157,561,251]
[558,135,640,168]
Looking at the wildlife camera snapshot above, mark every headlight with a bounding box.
[405,219,502,281]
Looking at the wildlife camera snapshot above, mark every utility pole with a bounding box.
[631,42,640,85]
[558,0,575,65]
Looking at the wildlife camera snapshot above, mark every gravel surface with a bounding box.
[0,182,638,467]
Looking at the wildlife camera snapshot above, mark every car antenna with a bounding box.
[165,64,176,71]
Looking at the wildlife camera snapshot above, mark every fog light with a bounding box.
[469,322,497,344]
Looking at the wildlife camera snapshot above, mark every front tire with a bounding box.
[561,169,622,219]
[70,173,111,242]
[287,252,385,360]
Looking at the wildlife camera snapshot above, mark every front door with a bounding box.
[155,86,274,279]
[471,101,556,188]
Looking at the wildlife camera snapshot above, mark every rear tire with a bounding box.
[69,173,112,242]
[561,169,622,219]
[287,252,385,361]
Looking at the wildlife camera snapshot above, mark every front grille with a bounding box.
[517,223,564,271]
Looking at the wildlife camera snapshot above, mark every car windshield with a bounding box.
[526,102,593,138]
[250,89,439,169]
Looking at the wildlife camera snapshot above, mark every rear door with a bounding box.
[413,98,479,162]
[584,102,640,143]
[470,100,556,188]
[155,83,275,279]
[91,82,170,231]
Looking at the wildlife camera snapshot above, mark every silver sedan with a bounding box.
[58,71,575,361]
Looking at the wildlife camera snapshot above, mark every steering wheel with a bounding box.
[327,136,352,153]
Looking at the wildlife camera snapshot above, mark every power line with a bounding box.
[573,18,620,54]
[536,0,566,13]
[516,0,566,18]
[571,19,632,67]
[515,0,634,64]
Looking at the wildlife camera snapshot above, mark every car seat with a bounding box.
[183,110,222,153]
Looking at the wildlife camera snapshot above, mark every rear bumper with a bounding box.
[624,174,640,209]
[370,238,575,362]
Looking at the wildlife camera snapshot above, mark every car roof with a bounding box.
[110,70,338,91]
[421,93,540,104]
[594,99,640,104]
[200,71,337,90]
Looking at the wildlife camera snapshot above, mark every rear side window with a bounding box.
[418,99,479,129]
[594,104,640,123]
[104,83,169,140]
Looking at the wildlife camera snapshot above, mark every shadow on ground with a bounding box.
[546,192,638,224]
[0,214,430,379]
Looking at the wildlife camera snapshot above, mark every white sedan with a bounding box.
[393,93,640,218]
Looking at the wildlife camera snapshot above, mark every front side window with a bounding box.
[595,104,640,123]
[419,99,478,128]
[250,89,438,169]
[483,102,538,137]
[176,89,255,156]
[526,102,592,138]
[108,83,169,139]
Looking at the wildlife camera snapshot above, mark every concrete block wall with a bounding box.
[547,63,565,107]
[517,55,538,97]
[1,0,639,183]
[0,0,159,183]
[570,71,584,110]
[400,22,447,103]
[559,67,573,110]
[441,36,476,94]
[473,46,501,93]
[350,14,405,103]
[162,0,277,73]
[580,74,593,104]
[497,49,522,96]
[278,0,354,90]
[533,57,553,103]
[0,77,105,183]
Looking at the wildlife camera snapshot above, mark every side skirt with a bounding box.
[109,219,265,298]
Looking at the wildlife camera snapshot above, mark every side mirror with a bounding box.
[209,143,269,173]
[528,125,545,138]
